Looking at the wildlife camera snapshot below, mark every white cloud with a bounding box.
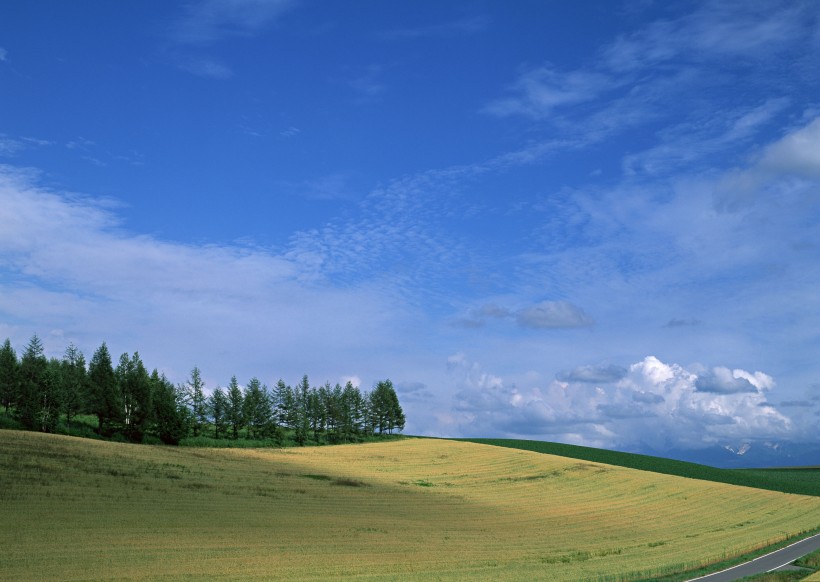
[172,0,296,45]
[622,98,791,177]
[379,15,490,40]
[0,137,24,157]
[0,165,409,386]
[484,66,611,119]
[715,116,820,211]
[695,366,758,394]
[0,47,7,61]
[603,1,809,71]
[176,56,233,79]
[515,300,593,329]
[0,135,54,157]
[446,354,793,451]
[557,364,628,384]
[758,117,820,178]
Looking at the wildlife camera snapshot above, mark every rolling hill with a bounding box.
[1,430,818,581]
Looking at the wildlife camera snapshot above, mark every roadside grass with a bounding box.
[2,431,819,581]
[456,438,820,496]
[735,547,820,582]
[797,549,820,569]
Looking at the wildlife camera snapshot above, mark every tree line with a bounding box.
[0,335,405,446]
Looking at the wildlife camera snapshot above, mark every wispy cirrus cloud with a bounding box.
[516,300,593,329]
[603,1,812,71]
[484,66,612,119]
[0,165,407,387]
[622,98,791,177]
[0,135,54,157]
[167,0,297,79]
[174,55,233,79]
[171,0,296,45]
[484,0,819,162]
[379,14,490,41]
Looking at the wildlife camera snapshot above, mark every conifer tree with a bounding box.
[182,366,207,436]
[275,379,296,429]
[295,374,310,445]
[88,342,120,435]
[39,359,62,433]
[60,343,87,432]
[17,334,48,430]
[150,370,188,445]
[226,375,244,439]
[243,377,274,439]
[117,352,152,442]
[370,380,405,435]
[0,338,18,414]
[208,386,229,439]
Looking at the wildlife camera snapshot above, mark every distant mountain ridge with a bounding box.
[645,440,820,469]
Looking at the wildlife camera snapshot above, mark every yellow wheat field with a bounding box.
[1,431,818,581]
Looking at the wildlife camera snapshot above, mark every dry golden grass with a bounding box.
[1,431,818,581]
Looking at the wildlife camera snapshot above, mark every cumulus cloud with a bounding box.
[556,364,627,384]
[447,354,793,451]
[516,300,593,329]
[695,367,758,394]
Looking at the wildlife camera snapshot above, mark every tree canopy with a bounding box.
[0,335,406,447]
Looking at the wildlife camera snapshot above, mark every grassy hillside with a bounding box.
[456,438,820,496]
[2,431,819,581]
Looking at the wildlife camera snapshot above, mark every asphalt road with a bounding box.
[686,532,820,581]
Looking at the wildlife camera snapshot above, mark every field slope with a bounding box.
[456,438,820,496]
[2,431,819,581]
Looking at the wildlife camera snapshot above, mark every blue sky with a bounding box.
[2,0,820,456]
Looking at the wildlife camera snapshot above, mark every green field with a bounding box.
[2,430,819,581]
[457,438,820,496]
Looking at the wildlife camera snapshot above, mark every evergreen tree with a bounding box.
[226,375,244,439]
[182,366,207,436]
[307,387,321,442]
[17,334,48,430]
[150,370,188,445]
[340,381,363,441]
[370,380,405,434]
[326,383,343,442]
[88,342,120,435]
[60,343,87,432]
[294,374,310,445]
[275,379,296,430]
[39,359,62,433]
[116,352,152,442]
[385,382,405,434]
[208,386,229,439]
[243,377,274,439]
[0,338,19,413]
